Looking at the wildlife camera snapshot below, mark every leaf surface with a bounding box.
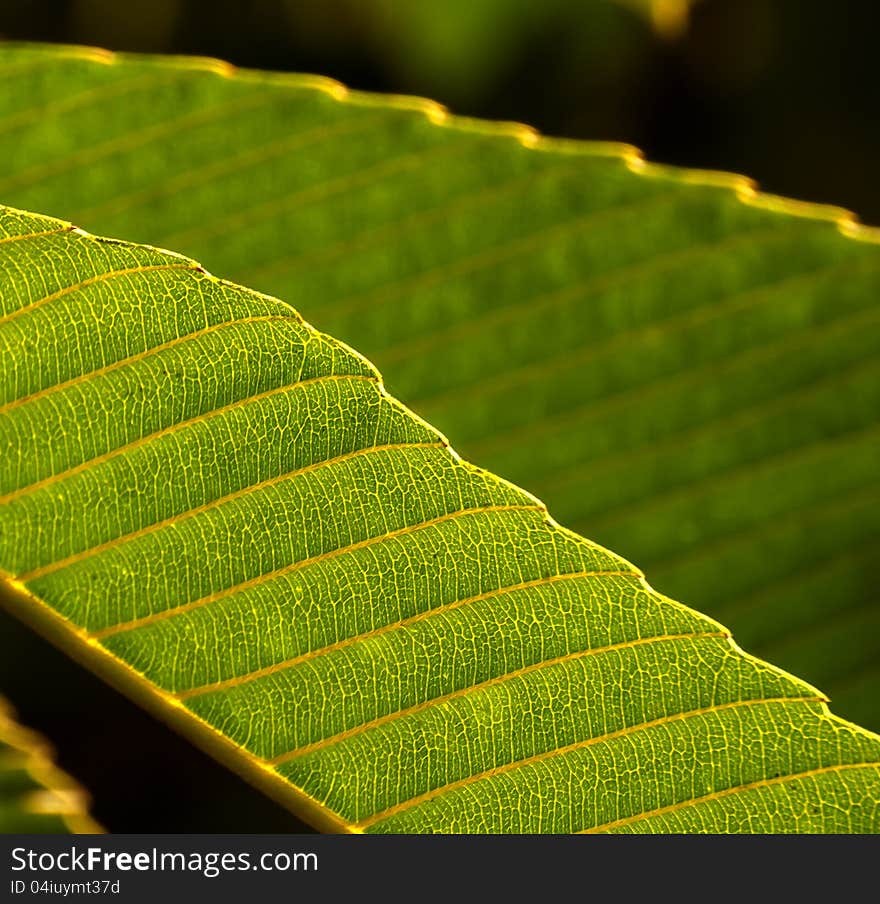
[0,695,102,833]
[1,206,879,833]
[0,44,876,731]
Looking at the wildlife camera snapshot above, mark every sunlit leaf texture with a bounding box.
[0,694,101,833]
[1,205,879,833]
[0,44,877,734]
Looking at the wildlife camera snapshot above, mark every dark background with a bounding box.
[0,0,877,832]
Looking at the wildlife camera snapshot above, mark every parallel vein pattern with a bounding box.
[1,207,879,833]
[0,44,877,730]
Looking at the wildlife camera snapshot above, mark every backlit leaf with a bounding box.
[0,43,876,731]
[1,205,878,832]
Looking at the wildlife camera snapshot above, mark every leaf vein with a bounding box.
[0,262,199,329]
[0,225,74,247]
[0,314,301,416]
[577,761,880,833]
[358,695,826,829]
[317,189,686,321]
[91,504,544,639]
[271,631,730,766]
[176,568,641,699]
[1,373,378,505]
[21,440,445,582]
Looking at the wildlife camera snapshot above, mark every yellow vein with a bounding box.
[412,252,878,414]
[0,314,300,416]
[582,418,880,536]
[577,762,880,833]
[356,694,815,829]
[241,155,583,284]
[314,189,685,322]
[73,109,391,223]
[271,631,728,765]
[0,226,73,247]
[0,70,184,139]
[157,131,485,249]
[22,440,443,582]
[176,568,641,699]
[1,373,378,506]
[434,288,813,442]
[376,219,814,369]
[0,91,275,195]
[519,324,880,496]
[0,263,198,329]
[0,568,354,833]
[91,504,543,639]
[428,249,880,418]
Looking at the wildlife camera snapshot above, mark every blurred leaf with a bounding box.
[0,44,875,732]
[0,695,103,833]
[614,0,702,38]
[2,205,880,833]
[368,0,557,101]
[362,0,652,105]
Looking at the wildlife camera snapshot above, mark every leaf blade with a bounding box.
[1,205,879,833]
[0,43,877,729]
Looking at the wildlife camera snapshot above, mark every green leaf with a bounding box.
[0,43,876,732]
[0,695,103,833]
[2,205,879,833]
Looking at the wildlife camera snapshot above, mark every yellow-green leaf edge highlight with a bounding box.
[2,204,879,833]
[2,564,352,832]
[0,44,877,834]
[3,41,877,731]
[2,203,878,832]
[0,694,104,833]
[10,41,877,244]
